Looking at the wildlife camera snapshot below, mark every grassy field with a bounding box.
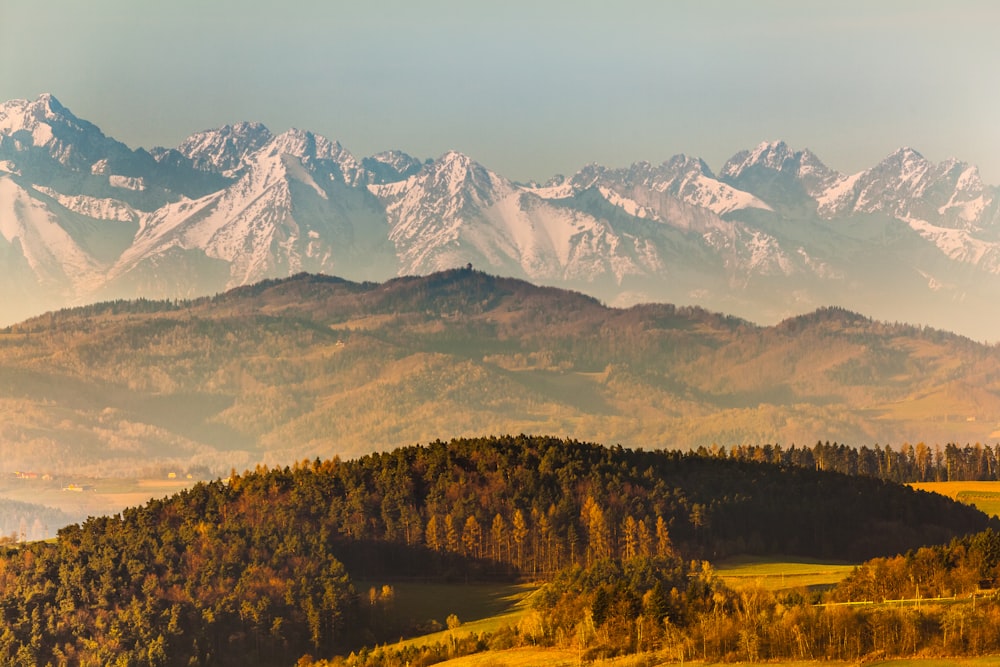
[427,647,580,667]
[361,581,537,649]
[350,566,1000,667]
[714,555,856,592]
[910,481,1000,518]
[865,660,1000,667]
[428,649,1000,667]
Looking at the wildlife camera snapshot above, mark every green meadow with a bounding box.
[714,555,856,592]
[358,581,537,648]
[428,651,1000,667]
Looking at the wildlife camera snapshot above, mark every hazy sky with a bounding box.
[2,1,997,183]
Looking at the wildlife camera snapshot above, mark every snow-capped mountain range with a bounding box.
[2,93,999,340]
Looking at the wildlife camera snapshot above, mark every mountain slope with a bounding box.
[2,270,1000,475]
[105,128,394,299]
[3,94,1000,340]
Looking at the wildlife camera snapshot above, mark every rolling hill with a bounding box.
[1,268,999,476]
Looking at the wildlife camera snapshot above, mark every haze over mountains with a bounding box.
[2,94,999,340]
[2,269,1000,477]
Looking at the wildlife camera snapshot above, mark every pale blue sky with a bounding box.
[2,1,997,183]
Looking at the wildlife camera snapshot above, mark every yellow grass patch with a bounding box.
[429,647,581,667]
[910,481,1000,518]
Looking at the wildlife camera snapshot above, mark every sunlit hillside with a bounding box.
[2,269,1000,475]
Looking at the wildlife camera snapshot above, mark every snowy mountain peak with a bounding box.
[0,93,68,133]
[751,139,792,163]
[262,129,363,185]
[0,93,121,172]
[877,147,930,179]
[664,154,715,178]
[564,155,771,217]
[814,146,998,233]
[426,150,502,198]
[270,128,332,157]
[437,149,475,170]
[719,141,842,204]
[361,150,423,184]
[720,140,790,179]
[4,92,1000,342]
[177,121,273,176]
[887,146,925,162]
[34,93,68,117]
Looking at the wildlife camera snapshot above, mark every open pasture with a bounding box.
[430,651,1000,667]
[910,481,1000,518]
[368,582,536,649]
[714,555,856,591]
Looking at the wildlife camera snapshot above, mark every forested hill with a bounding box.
[0,436,993,666]
[3,268,1000,475]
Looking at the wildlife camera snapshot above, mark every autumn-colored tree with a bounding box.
[656,515,673,558]
[425,515,441,551]
[462,515,482,558]
[512,509,528,571]
[445,514,460,553]
[622,515,638,561]
[490,513,506,563]
[582,496,610,564]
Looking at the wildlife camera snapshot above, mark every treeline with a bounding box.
[715,440,1000,483]
[526,550,1000,662]
[0,435,995,666]
[280,435,991,566]
[328,531,1000,667]
[831,528,1000,603]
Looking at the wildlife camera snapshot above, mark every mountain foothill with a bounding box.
[1,268,1000,478]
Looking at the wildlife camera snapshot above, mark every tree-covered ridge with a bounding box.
[717,440,1000,483]
[332,435,995,563]
[0,436,994,666]
[3,269,1000,475]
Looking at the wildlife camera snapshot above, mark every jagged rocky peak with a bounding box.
[268,128,341,160]
[258,128,365,185]
[361,150,423,184]
[875,147,930,180]
[630,158,681,182]
[0,93,70,133]
[721,141,835,181]
[0,93,116,171]
[663,153,714,175]
[177,121,273,175]
[568,163,607,189]
[720,140,793,178]
[870,148,991,199]
[427,150,500,194]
